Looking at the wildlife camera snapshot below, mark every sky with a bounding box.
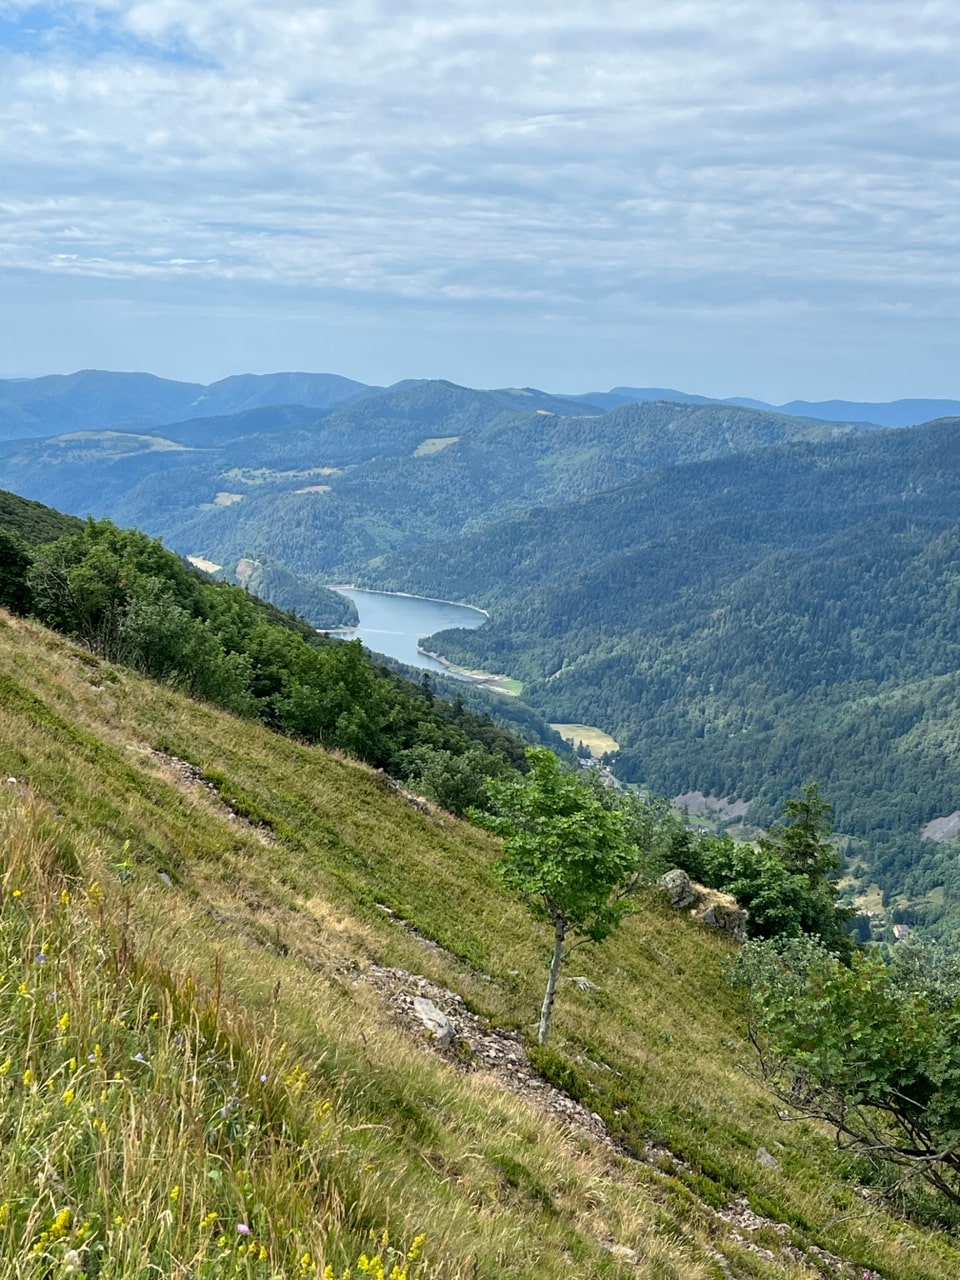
[1,1,959,401]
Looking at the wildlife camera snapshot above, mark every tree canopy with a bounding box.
[737,937,960,1211]
[475,748,656,1043]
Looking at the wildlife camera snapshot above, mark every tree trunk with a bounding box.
[538,918,566,1045]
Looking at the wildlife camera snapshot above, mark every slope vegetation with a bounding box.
[2,609,960,1278]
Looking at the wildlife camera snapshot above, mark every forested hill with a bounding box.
[367,418,960,936]
[0,383,867,594]
[0,369,378,439]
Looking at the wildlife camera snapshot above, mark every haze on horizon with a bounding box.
[1,1,959,403]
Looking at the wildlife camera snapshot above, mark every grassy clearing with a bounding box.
[2,608,960,1278]
[549,724,621,756]
[413,437,460,456]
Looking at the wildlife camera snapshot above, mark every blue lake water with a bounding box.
[328,587,487,674]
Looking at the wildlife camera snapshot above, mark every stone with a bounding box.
[567,975,600,991]
[607,1244,640,1265]
[756,1147,781,1170]
[412,997,455,1048]
[698,892,749,942]
[659,867,698,908]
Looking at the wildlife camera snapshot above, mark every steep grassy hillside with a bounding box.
[2,609,959,1278]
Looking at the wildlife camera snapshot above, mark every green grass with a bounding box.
[2,607,960,1278]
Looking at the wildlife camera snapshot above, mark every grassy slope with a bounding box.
[1,610,959,1279]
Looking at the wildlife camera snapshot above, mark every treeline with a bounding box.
[0,514,528,807]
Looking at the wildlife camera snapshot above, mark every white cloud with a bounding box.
[1,1,959,393]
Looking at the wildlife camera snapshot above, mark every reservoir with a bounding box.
[328,587,487,675]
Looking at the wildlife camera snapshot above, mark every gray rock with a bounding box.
[700,898,749,942]
[412,997,454,1048]
[659,868,698,908]
[756,1147,781,1170]
[607,1244,640,1265]
[567,975,600,992]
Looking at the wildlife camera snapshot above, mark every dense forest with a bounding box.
[0,383,862,583]
[366,421,960,936]
[0,496,536,816]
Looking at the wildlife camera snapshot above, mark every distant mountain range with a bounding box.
[2,368,958,443]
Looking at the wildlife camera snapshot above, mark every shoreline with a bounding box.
[326,583,490,621]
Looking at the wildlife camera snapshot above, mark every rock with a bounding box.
[567,975,600,992]
[756,1147,781,1170]
[659,868,698,908]
[660,870,749,940]
[412,997,455,1048]
[698,892,749,942]
[607,1244,640,1265]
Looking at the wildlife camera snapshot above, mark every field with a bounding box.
[549,723,621,756]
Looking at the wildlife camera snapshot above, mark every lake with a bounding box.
[328,587,487,675]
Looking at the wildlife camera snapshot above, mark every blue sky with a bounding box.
[1,0,959,400]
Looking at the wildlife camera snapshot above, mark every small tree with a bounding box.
[474,747,646,1044]
[736,937,960,1209]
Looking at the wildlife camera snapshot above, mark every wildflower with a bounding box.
[22,1068,33,1086]
[59,889,70,907]
[132,1052,145,1063]
[36,953,46,964]
[0,1058,11,1076]
[51,1209,72,1239]
[200,1211,218,1230]
[169,1186,180,1203]
[12,889,22,899]
[260,1073,268,1083]
[58,1011,70,1032]
[406,1234,426,1262]
[62,1088,75,1106]
[0,1203,9,1228]
[236,1223,251,1236]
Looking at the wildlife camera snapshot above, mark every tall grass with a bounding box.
[0,787,431,1280]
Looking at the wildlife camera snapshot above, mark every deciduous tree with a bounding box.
[474,748,648,1044]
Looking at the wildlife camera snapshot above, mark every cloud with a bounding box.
[1,1,959,392]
